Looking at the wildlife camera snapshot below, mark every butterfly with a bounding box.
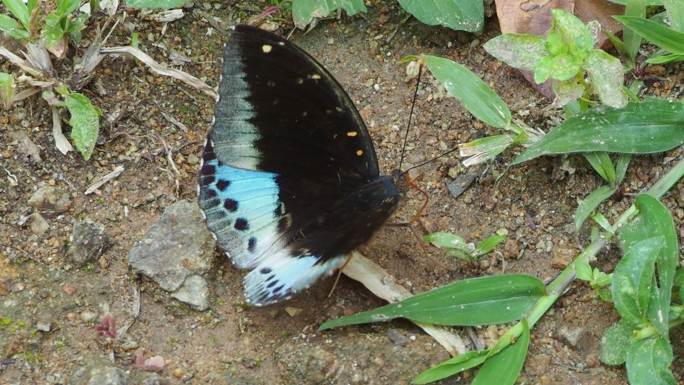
[197,25,401,306]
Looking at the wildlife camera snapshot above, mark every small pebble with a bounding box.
[80,311,97,322]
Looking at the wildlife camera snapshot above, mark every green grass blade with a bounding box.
[615,16,684,54]
[398,0,484,32]
[291,0,366,29]
[422,55,511,129]
[319,274,545,329]
[0,14,28,40]
[56,0,81,15]
[2,0,29,29]
[663,0,684,32]
[646,53,684,63]
[512,99,684,164]
[625,336,676,385]
[623,0,646,62]
[471,320,530,385]
[412,350,489,384]
[125,0,190,9]
[575,185,617,231]
[584,152,616,184]
[66,92,100,160]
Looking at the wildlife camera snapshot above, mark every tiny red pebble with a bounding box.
[63,284,76,295]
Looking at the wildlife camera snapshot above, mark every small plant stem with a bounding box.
[489,157,684,354]
[634,319,684,340]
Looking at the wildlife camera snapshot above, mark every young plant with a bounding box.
[424,231,506,261]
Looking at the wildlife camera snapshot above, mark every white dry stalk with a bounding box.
[343,251,468,356]
[100,46,218,99]
[50,106,74,155]
[85,165,125,195]
[149,9,185,23]
[0,46,43,77]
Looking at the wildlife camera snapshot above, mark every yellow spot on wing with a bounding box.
[262,44,272,53]
[311,74,321,80]
[346,131,358,137]
[356,149,364,156]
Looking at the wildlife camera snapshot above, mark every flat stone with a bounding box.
[171,275,209,311]
[69,363,128,385]
[29,213,49,236]
[28,186,71,214]
[128,201,215,292]
[67,220,109,266]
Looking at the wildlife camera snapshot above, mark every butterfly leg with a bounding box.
[326,254,354,299]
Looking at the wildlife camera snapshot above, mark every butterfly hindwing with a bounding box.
[198,25,401,305]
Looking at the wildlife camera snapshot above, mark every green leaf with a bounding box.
[553,78,584,107]
[42,13,66,48]
[56,0,81,15]
[66,13,88,42]
[413,349,489,384]
[600,320,633,365]
[0,72,15,109]
[475,234,506,256]
[676,268,684,301]
[575,185,617,231]
[615,16,684,54]
[512,99,684,164]
[575,258,593,281]
[460,135,514,166]
[625,337,676,385]
[422,55,511,128]
[611,236,662,326]
[646,53,684,64]
[471,320,530,385]
[0,14,28,40]
[533,53,581,83]
[620,195,679,337]
[2,0,29,30]
[663,0,684,32]
[291,0,366,29]
[398,0,484,32]
[608,0,662,4]
[483,34,547,71]
[623,0,646,62]
[126,0,190,9]
[319,274,545,329]
[66,92,100,160]
[424,232,474,259]
[584,152,616,185]
[550,9,595,54]
[583,49,627,108]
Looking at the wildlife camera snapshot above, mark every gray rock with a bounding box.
[387,328,409,346]
[142,373,161,385]
[128,200,215,292]
[28,213,49,235]
[171,275,209,311]
[67,220,109,265]
[69,363,128,385]
[446,172,476,199]
[28,186,71,214]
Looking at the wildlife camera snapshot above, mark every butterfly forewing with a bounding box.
[198,25,399,305]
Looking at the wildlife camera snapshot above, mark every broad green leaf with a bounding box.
[471,321,530,385]
[0,14,29,40]
[66,93,100,160]
[292,0,366,29]
[575,185,616,231]
[551,9,595,54]
[583,49,627,108]
[620,195,678,337]
[663,0,684,32]
[600,320,633,365]
[0,72,15,109]
[56,0,81,15]
[483,34,547,71]
[422,55,511,129]
[319,274,545,329]
[615,16,684,54]
[475,235,506,256]
[647,53,684,64]
[512,99,684,164]
[398,0,484,32]
[611,236,662,326]
[413,349,489,384]
[126,0,190,9]
[2,0,29,30]
[460,135,514,166]
[625,337,676,385]
[553,78,584,107]
[584,152,616,184]
[623,0,646,62]
[42,13,66,48]
[533,53,581,83]
[424,232,473,259]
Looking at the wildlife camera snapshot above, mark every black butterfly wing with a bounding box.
[198,25,399,305]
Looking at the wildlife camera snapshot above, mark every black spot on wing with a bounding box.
[235,218,249,231]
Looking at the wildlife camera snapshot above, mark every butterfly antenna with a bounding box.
[400,147,460,176]
[398,63,423,172]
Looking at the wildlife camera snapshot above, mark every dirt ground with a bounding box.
[1,1,683,385]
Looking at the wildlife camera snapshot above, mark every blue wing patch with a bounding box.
[198,139,287,269]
